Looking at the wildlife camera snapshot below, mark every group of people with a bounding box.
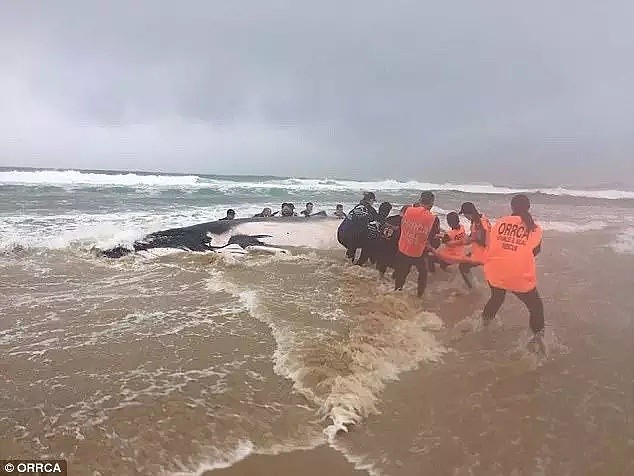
[219,203,348,220]
[337,191,545,345]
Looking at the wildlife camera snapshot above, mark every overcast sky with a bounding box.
[1,1,633,186]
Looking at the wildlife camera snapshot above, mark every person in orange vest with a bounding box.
[457,202,492,288]
[394,191,440,297]
[483,194,545,346]
[430,212,475,288]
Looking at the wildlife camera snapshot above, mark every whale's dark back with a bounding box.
[99,216,333,258]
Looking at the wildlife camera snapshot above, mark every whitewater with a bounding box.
[2,167,634,475]
[1,168,633,254]
[2,168,634,199]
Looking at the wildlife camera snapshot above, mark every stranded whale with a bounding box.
[100,215,339,258]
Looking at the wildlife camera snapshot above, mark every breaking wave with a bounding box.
[2,169,634,199]
[206,263,447,445]
[0,169,201,187]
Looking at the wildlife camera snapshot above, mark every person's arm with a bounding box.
[473,223,487,247]
[428,217,441,249]
[430,217,440,237]
[464,224,474,244]
[367,205,380,222]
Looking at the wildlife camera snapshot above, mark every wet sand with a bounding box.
[206,446,364,476]
[2,227,634,475]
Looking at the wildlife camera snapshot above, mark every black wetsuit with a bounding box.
[356,215,388,266]
[337,201,379,261]
[373,215,402,275]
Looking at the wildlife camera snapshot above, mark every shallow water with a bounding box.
[1,170,633,475]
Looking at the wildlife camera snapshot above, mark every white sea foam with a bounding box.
[541,220,610,233]
[167,440,254,476]
[0,169,201,187]
[611,227,634,254]
[206,270,447,447]
[2,169,633,199]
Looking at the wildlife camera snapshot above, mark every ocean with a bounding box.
[1,167,633,475]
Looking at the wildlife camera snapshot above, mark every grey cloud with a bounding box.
[1,0,634,185]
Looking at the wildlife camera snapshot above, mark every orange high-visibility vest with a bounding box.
[484,215,543,293]
[469,215,491,264]
[435,225,467,262]
[398,206,436,258]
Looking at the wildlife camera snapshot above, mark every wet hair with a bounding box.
[419,191,435,207]
[336,204,343,209]
[281,203,294,217]
[378,201,392,217]
[459,202,477,215]
[459,202,482,228]
[511,194,536,232]
[363,191,376,202]
[446,212,460,228]
[227,209,235,216]
[306,202,313,207]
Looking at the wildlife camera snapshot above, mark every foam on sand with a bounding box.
[166,440,254,476]
[206,268,447,445]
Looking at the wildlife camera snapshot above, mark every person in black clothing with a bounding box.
[334,204,347,219]
[280,203,297,217]
[337,192,379,262]
[300,202,314,217]
[357,201,392,266]
[220,209,236,220]
[254,207,274,218]
[375,205,408,277]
